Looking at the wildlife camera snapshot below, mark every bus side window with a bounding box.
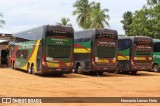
[118,40,123,50]
[118,39,131,50]
[154,43,160,52]
[16,50,28,59]
[23,50,28,59]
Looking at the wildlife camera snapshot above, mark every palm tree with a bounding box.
[89,2,110,28]
[147,0,160,5]
[72,0,94,29]
[59,17,70,26]
[0,13,5,28]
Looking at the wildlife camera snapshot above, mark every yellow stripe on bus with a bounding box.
[97,59,109,63]
[21,40,41,71]
[47,62,59,67]
[118,56,129,60]
[134,57,146,60]
[47,62,71,67]
[74,48,91,53]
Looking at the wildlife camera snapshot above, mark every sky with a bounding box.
[0,0,147,35]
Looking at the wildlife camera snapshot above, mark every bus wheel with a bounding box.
[131,70,137,75]
[55,72,64,76]
[153,64,159,72]
[31,64,36,75]
[12,62,15,69]
[77,66,82,74]
[27,64,32,74]
[98,72,104,75]
[114,67,120,74]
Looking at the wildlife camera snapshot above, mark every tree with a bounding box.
[58,17,70,26]
[147,0,160,5]
[89,2,110,28]
[121,11,133,36]
[73,0,110,29]
[121,0,160,38]
[72,0,94,29]
[130,9,151,36]
[0,13,5,28]
[151,3,160,38]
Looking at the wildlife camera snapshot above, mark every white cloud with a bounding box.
[0,0,147,34]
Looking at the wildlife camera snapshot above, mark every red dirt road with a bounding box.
[0,68,160,106]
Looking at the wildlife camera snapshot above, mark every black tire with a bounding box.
[31,64,36,75]
[131,70,137,75]
[55,72,64,76]
[98,72,104,75]
[12,62,14,69]
[153,64,159,72]
[12,62,15,69]
[77,65,82,74]
[27,64,32,74]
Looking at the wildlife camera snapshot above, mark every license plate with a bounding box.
[56,69,61,71]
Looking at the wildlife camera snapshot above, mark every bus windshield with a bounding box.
[96,41,116,58]
[47,45,71,58]
[97,46,116,58]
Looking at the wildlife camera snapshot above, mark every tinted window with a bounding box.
[118,39,131,50]
[74,38,91,43]
[16,50,28,59]
[136,52,151,55]
[154,42,160,52]
[47,45,71,58]
[97,47,116,58]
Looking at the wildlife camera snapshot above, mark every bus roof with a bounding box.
[118,36,152,40]
[13,25,73,41]
[153,39,160,43]
[75,28,117,39]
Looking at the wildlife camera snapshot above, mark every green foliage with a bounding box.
[121,11,133,36]
[58,17,70,26]
[147,0,160,5]
[72,0,93,29]
[73,0,110,29]
[89,2,110,28]
[121,1,160,38]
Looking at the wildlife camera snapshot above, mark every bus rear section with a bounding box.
[152,39,160,72]
[118,36,153,74]
[42,26,74,74]
[93,29,118,73]
[74,29,118,75]
[10,25,74,75]
[132,37,153,72]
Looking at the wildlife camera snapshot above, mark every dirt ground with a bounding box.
[0,68,160,106]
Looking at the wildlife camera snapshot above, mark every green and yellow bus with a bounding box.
[152,39,160,72]
[9,25,74,75]
[73,29,118,75]
[118,36,153,74]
